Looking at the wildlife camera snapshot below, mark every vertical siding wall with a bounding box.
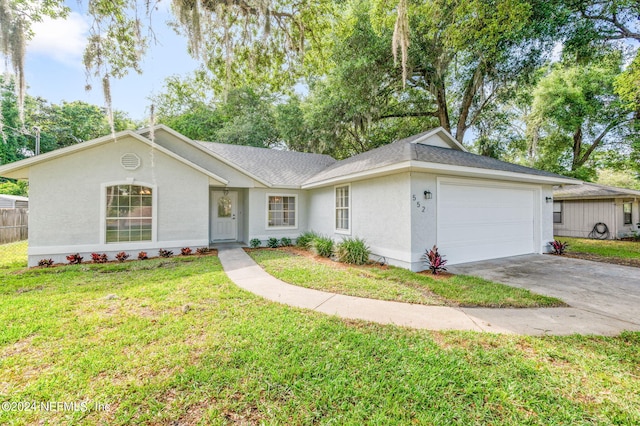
[0,208,28,244]
[554,200,616,238]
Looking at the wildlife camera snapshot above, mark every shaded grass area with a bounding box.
[0,240,28,269]
[249,249,564,308]
[0,256,639,424]
[559,236,640,259]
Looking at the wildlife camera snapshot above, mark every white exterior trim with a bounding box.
[0,130,229,185]
[99,181,158,245]
[409,127,467,151]
[334,183,352,235]
[302,160,578,189]
[28,239,208,257]
[265,193,299,230]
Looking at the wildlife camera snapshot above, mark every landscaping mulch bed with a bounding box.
[564,252,640,268]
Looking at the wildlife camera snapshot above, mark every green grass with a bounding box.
[558,236,640,259]
[249,249,564,308]
[0,249,639,424]
[0,240,28,269]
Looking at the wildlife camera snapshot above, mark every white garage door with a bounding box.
[437,180,536,265]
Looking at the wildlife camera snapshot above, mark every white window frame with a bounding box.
[553,201,563,224]
[623,202,632,225]
[334,184,351,235]
[265,193,298,230]
[100,181,158,244]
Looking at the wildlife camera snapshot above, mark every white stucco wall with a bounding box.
[409,174,553,270]
[245,188,309,243]
[409,173,438,270]
[27,136,210,266]
[307,173,413,269]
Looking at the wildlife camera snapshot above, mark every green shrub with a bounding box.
[336,237,371,265]
[312,236,334,258]
[250,238,262,248]
[296,231,318,249]
[280,237,292,247]
[267,237,280,248]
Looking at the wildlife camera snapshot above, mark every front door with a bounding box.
[211,190,238,241]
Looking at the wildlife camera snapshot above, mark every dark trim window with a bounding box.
[623,202,632,225]
[553,201,563,224]
[106,185,153,242]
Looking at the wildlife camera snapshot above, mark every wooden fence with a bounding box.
[0,208,28,244]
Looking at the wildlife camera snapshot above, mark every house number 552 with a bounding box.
[411,195,426,213]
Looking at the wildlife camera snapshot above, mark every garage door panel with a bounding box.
[438,181,536,265]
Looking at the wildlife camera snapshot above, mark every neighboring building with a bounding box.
[0,194,28,209]
[553,183,640,240]
[0,125,577,269]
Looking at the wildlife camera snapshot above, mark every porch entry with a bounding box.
[211,190,238,241]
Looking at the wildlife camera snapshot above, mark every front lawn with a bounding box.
[0,240,27,270]
[248,249,564,308]
[0,249,639,424]
[558,236,640,259]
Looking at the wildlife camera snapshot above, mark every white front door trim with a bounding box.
[211,190,238,241]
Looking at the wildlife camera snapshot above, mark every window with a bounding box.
[623,202,632,225]
[267,195,296,228]
[218,196,232,218]
[335,185,350,232]
[106,184,153,243]
[553,201,563,224]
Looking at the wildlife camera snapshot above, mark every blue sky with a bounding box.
[23,1,200,122]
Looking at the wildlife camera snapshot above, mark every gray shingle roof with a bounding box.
[303,135,569,185]
[195,141,337,186]
[554,182,640,199]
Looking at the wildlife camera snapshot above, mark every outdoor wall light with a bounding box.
[424,190,432,200]
[545,196,553,203]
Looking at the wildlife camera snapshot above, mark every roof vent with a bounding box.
[121,153,141,170]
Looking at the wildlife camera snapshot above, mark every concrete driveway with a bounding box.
[449,254,640,335]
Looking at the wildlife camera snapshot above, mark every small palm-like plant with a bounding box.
[267,237,279,248]
[38,258,54,267]
[296,231,318,249]
[312,236,334,258]
[158,249,173,258]
[66,253,83,265]
[181,247,193,256]
[138,251,148,260]
[115,252,130,262]
[280,237,292,247]
[423,245,447,275]
[250,238,262,248]
[549,240,569,255]
[336,237,371,265]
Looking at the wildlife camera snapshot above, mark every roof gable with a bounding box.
[407,127,467,151]
[0,130,228,185]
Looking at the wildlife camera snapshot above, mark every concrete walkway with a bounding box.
[217,247,640,336]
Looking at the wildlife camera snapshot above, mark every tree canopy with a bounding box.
[0,0,639,186]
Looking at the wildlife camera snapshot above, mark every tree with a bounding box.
[300,2,437,157]
[528,52,634,178]
[368,0,568,143]
[0,180,28,196]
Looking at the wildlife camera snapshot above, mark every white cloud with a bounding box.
[28,12,89,66]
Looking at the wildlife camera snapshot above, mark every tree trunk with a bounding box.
[435,83,450,133]
[571,126,583,170]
